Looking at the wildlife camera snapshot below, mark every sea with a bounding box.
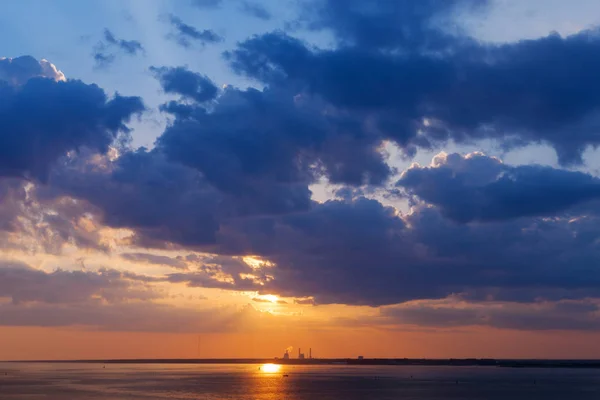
[1,362,600,399]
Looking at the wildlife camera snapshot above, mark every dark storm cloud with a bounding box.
[227,6,600,164]
[0,260,158,305]
[215,198,453,306]
[47,147,600,306]
[397,152,600,222]
[157,82,391,193]
[46,144,305,250]
[57,179,599,308]
[160,199,600,307]
[50,149,223,248]
[0,58,144,180]
[240,1,271,20]
[93,29,144,68]
[165,14,223,48]
[151,66,219,103]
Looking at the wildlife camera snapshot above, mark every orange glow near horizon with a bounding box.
[3,326,600,360]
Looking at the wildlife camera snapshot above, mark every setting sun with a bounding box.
[260,364,281,373]
[258,294,279,303]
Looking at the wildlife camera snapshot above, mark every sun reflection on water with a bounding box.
[260,363,281,373]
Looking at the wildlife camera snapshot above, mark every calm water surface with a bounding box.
[1,362,599,399]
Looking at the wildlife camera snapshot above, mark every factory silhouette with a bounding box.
[282,347,312,360]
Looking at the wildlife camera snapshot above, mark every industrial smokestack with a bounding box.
[309,348,312,359]
[298,348,301,358]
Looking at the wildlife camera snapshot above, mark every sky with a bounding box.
[2,0,600,360]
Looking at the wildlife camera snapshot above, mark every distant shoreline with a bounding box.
[4,358,600,369]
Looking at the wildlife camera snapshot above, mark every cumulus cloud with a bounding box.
[49,149,223,248]
[165,14,223,48]
[157,79,390,194]
[44,137,600,308]
[0,56,144,180]
[227,1,600,165]
[397,152,600,222]
[0,56,65,85]
[6,0,600,335]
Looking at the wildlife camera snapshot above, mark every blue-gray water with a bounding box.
[1,362,600,399]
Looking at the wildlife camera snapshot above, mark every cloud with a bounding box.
[7,2,600,333]
[0,56,65,85]
[0,179,27,237]
[49,149,224,248]
[93,52,116,69]
[93,29,144,68]
[0,57,144,180]
[167,255,266,291]
[298,0,486,51]
[382,298,600,331]
[47,145,600,307]
[0,259,158,305]
[121,252,188,270]
[151,66,219,103]
[103,29,144,55]
[397,152,600,222]
[0,179,111,254]
[191,0,270,20]
[227,7,600,164]
[190,0,222,9]
[252,297,273,303]
[0,301,268,333]
[157,79,390,193]
[48,148,307,251]
[294,298,315,305]
[160,197,600,307]
[165,14,223,49]
[240,1,271,20]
